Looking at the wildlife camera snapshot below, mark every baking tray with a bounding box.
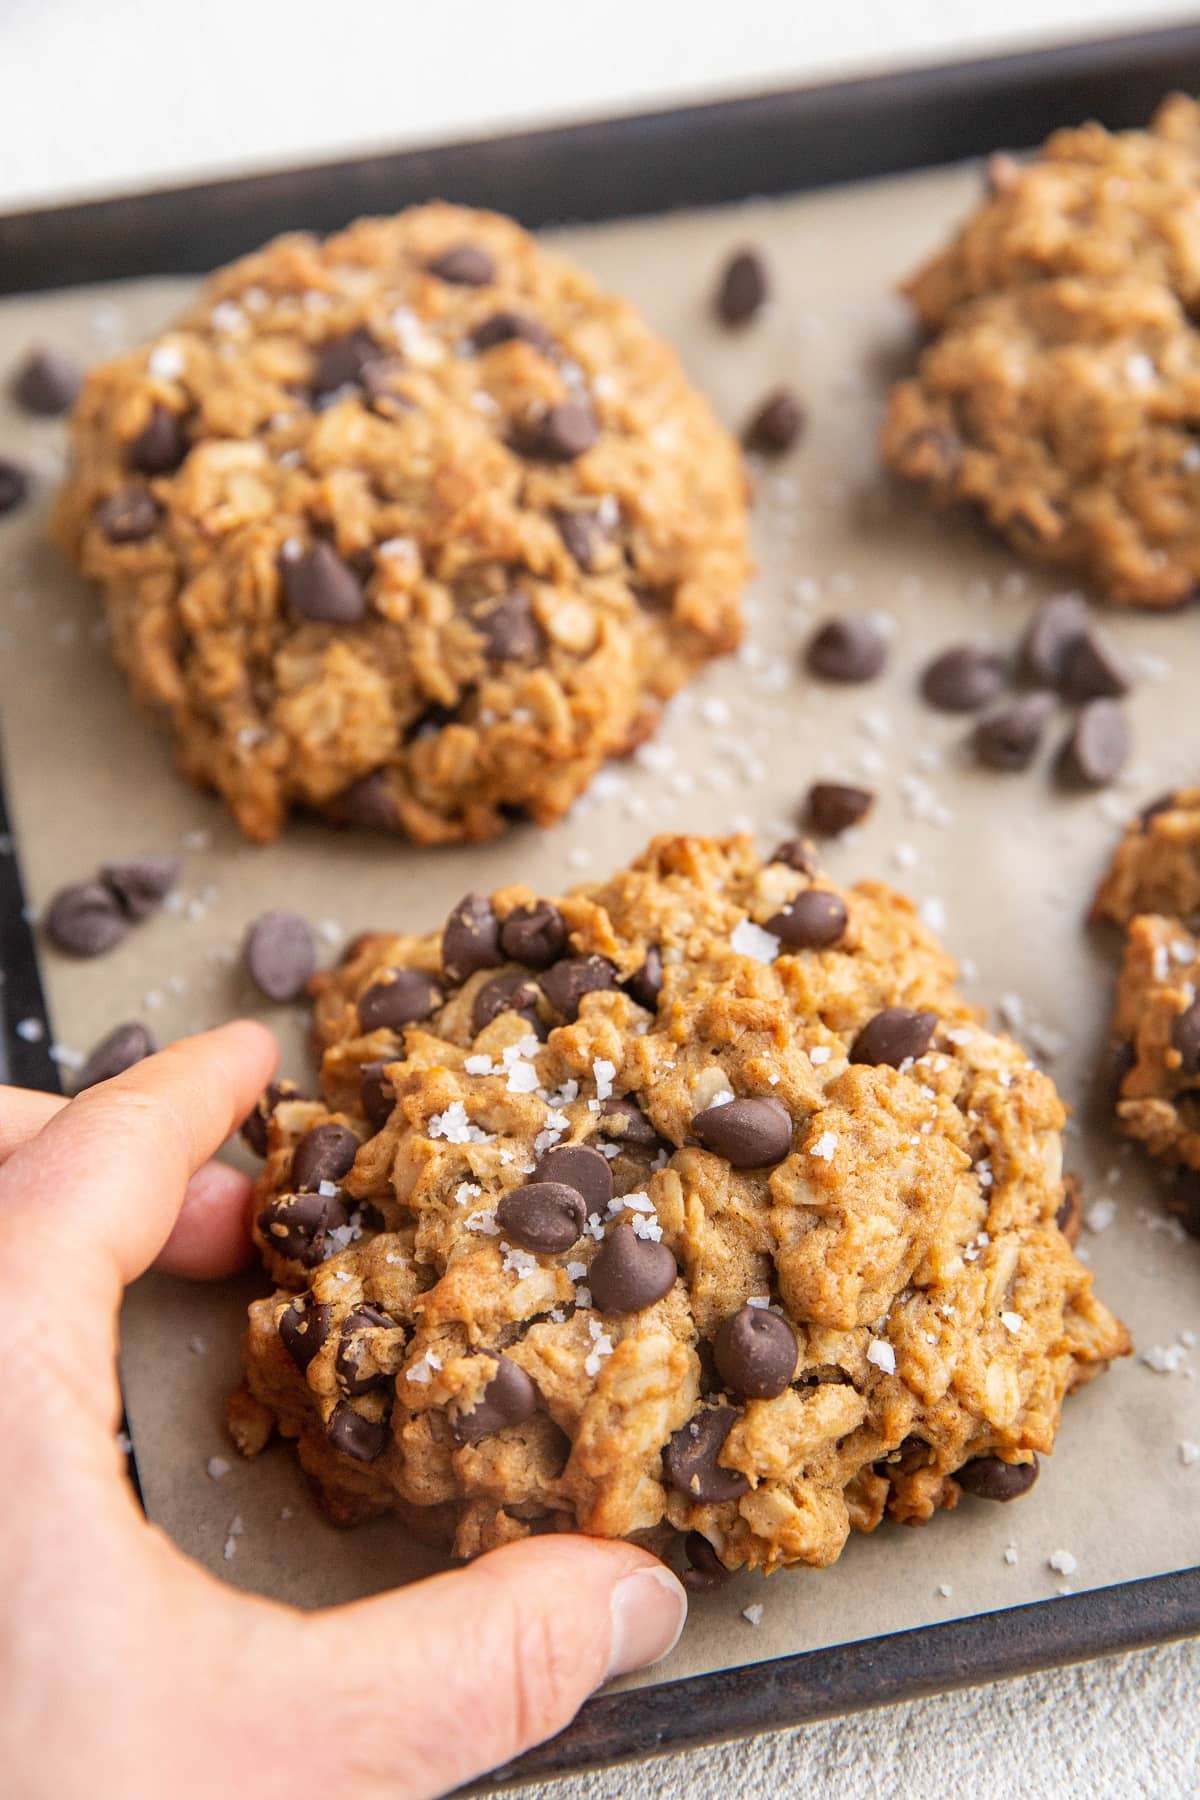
[1,23,1199,1794]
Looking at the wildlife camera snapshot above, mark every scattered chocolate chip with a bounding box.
[96,487,160,543]
[100,855,181,920]
[75,1021,155,1092]
[805,781,874,837]
[239,1079,304,1156]
[806,616,888,683]
[1167,1168,1200,1239]
[1172,999,1200,1074]
[336,1306,395,1396]
[257,1190,346,1267]
[243,909,316,1002]
[358,969,441,1032]
[0,459,30,515]
[690,1095,792,1168]
[766,889,847,950]
[535,1143,613,1211]
[453,1355,539,1443]
[45,880,128,957]
[589,1222,677,1314]
[1060,624,1131,702]
[499,901,567,970]
[540,954,620,1021]
[278,1297,332,1373]
[742,387,805,456]
[625,947,664,1011]
[12,346,81,415]
[555,508,607,570]
[715,248,768,327]
[920,644,1008,712]
[495,1181,587,1254]
[1020,592,1089,686]
[129,405,186,474]
[850,1007,937,1068]
[469,310,554,353]
[681,1531,733,1592]
[442,893,503,983]
[1059,699,1130,787]
[663,1406,750,1502]
[956,1454,1039,1501]
[474,589,541,662]
[514,401,598,462]
[428,243,495,286]
[1056,1172,1083,1247]
[311,328,383,397]
[769,837,817,873]
[359,1059,395,1132]
[599,1094,662,1150]
[334,769,398,830]
[973,693,1055,771]
[280,541,366,624]
[291,1121,359,1193]
[714,1304,797,1399]
[326,1402,389,1463]
[471,971,540,1033]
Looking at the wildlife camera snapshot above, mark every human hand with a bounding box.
[0,1023,687,1799]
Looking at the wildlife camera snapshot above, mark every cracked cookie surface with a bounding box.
[53,206,748,844]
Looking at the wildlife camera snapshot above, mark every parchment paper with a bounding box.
[1,160,1197,1695]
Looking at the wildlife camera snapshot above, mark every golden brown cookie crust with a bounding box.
[54,207,748,843]
[881,96,1200,607]
[1093,787,1200,928]
[232,834,1128,1573]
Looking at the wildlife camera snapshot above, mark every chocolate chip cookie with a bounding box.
[53,207,748,844]
[881,95,1200,607]
[228,834,1128,1574]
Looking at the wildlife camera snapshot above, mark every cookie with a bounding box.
[881,96,1200,607]
[1092,788,1200,929]
[53,207,748,844]
[228,834,1128,1574]
[1109,911,1200,1169]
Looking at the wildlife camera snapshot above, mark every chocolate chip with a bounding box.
[1059,700,1130,787]
[336,1306,395,1396]
[1140,791,1178,828]
[1056,1172,1083,1247]
[598,1094,662,1150]
[535,1143,613,1211]
[555,508,606,570]
[495,1181,586,1253]
[714,1304,797,1399]
[311,329,383,397]
[540,955,620,1021]
[663,1406,749,1502]
[278,1297,332,1373]
[690,1095,792,1168]
[452,1356,539,1443]
[514,401,598,462]
[742,388,805,456]
[0,459,31,515]
[956,1454,1039,1501]
[850,1007,937,1067]
[280,542,366,624]
[1020,593,1089,686]
[358,969,441,1032]
[326,1402,389,1463]
[334,769,398,830]
[469,310,554,353]
[766,889,847,949]
[129,405,186,474]
[471,971,540,1033]
[1172,999,1200,1074]
[681,1531,733,1592]
[474,590,541,662]
[442,893,503,983]
[12,346,81,415]
[1167,1168,1200,1239]
[428,243,495,286]
[769,837,818,873]
[804,782,873,837]
[920,644,1008,712]
[806,616,888,683]
[75,1021,156,1092]
[589,1221,677,1313]
[239,1079,304,1156]
[625,947,663,1011]
[1060,624,1131,702]
[973,693,1055,771]
[96,488,159,543]
[715,248,768,327]
[100,855,181,920]
[291,1121,359,1192]
[257,1190,346,1267]
[359,1059,395,1132]
[243,909,316,1002]
[45,880,128,957]
[499,901,567,970]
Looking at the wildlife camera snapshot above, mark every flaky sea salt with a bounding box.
[742,1604,764,1626]
[429,1101,491,1144]
[206,1457,231,1481]
[454,1182,481,1206]
[809,1131,838,1162]
[1180,1442,1199,1467]
[407,1351,443,1385]
[465,1208,499,1236]
[1085,1198,1117,1233]
[999,1311,1023,1336]
[584,1318,614,1378]
[809,1046,832,1066]
[501,1244,538,1280]
[148,342,185,379]
[866,1340,896,1375]
[1143,1344,1187,1374]
[1048,1549,1077,1576]
[593,1059,617,1101]
[731,918,781,964]
[465,1054,493,1076]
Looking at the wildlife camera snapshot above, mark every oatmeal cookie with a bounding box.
[229,835,1128,1575]
[53,207,748,844]
[881,96,1200,607]
[1109,910,1200,1169]
[1092,787,1200,928]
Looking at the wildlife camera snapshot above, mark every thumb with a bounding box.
[308,1534,687,1797]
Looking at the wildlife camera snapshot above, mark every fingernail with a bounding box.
[607,1564,688,1679]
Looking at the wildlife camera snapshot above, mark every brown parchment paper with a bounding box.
[1,160,1198,1697]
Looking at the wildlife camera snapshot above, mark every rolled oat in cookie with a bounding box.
[53,205,749,846]
[229,834,1128,1576]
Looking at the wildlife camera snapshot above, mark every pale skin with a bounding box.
[0,1022,687,1800]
